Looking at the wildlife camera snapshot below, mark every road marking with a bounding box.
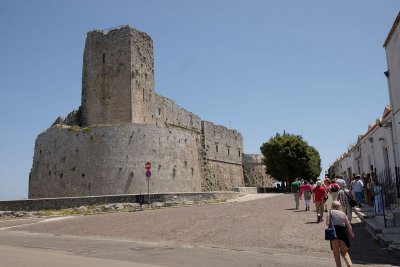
[0,216,74,231]
[227,193,280,203]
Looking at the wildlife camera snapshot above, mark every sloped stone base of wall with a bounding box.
[234,187,258,194]
[0,192,240,211]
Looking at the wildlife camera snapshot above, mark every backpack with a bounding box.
[331,184,339,192]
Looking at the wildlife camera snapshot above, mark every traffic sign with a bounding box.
[145,162,151,170]
[145,170,151,178]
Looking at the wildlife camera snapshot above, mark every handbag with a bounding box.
[325,210,337,240]
[344,190,357,207]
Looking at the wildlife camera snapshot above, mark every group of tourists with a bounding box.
[290,173,386,266]
[291,176,357,267]
[347,173,384,215]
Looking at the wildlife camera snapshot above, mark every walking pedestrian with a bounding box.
[291,178,301,209]
[336,175,346,191]
[373,181,384,215]
[299,180,312,211]
[326,201,354,267]
[324,177,331,212]
[330,179,340,205]
[364,173,371,204]
[338,186,353,224]
[349,174,356,191]
[312,180,327,222]
[353,175,364,207]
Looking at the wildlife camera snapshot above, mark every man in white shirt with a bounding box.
[353,175,364,207]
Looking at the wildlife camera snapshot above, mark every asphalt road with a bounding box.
[0,193,398,266]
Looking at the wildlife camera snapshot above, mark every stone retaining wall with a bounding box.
[0,192,240,211]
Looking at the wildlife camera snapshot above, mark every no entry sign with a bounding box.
[145,162,151,170]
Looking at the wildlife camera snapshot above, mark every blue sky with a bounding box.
[0,1,399,200]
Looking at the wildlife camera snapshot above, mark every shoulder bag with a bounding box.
[325,210,337,240]
[344,190,357,207]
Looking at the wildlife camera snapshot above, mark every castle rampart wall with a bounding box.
[242,154,275,187]
[155,93,201,133]
[201,120,244,190]
[29,124,202,198]
[202,120,243,164]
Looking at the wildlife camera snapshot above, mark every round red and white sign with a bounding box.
[145,162,151,170]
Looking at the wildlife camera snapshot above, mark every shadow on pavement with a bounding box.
[305,221,319,224]
[285,208,297,210]
[348,223,399,265]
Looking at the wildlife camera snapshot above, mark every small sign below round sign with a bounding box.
[145,170,151,178]
[145,162,151,170]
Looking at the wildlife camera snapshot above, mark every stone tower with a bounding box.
[81,26,155,126]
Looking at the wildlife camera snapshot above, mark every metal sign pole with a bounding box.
[145,162,152,211]
[147,178,150,210]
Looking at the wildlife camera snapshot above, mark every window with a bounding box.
[156,108,161,116]
[189,115,193,124]
[227,146,230,155]
[103,53,105,63]
[238,149,241,157]
[215,143,219,153]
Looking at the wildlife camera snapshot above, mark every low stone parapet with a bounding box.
[0,192,240,211]
[233,187,258,194]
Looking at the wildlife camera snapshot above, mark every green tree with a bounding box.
[260,132,321,185]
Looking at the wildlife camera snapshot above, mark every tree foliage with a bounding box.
[260,133,321,184]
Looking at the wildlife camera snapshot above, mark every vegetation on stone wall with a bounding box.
[260,132,321,184]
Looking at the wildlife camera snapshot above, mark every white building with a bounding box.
[384,12,400,172]
[329,13,400,221]
[329,107,394,178]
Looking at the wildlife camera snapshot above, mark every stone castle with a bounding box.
[29,26,274,198]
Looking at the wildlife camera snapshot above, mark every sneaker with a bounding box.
[317,216,321,223]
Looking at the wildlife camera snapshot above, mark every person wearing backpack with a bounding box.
[338,186,354,224]
[312,180,327,222]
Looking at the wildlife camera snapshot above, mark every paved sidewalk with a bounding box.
[354,204,400,252]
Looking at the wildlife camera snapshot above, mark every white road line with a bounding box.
[0,216,75,231]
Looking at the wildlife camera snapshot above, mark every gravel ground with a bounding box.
[11,193,399,265]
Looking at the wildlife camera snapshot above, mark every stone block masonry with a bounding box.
[242,154,275,188]
[81,26,155,126]
[30,124,202,198]
[29,26,272,198]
